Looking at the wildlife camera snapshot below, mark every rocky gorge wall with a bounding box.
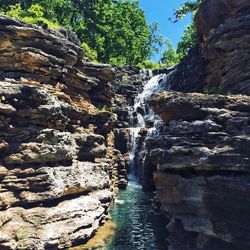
[0,0,250,248]
[147,93,250,250]
[138,0,250,249]
[170,0,250,95]
[0,15,128,249]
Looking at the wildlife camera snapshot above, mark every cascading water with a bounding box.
[129,73,169,178]
[101,72,172,249]
[76,71,175,250]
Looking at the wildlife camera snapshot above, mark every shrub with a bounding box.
[1,3,60,29]
[203,86,225,95]
[81,42,98,62]
[137,60,162,70]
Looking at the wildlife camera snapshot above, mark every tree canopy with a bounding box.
[172,0,203,22]
[0,0,163,66]
[160,40,180,67]
[0,0,203,68]
[161,0,203,66]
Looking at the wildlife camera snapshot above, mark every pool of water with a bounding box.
[104,176,168,250]
[71,176,168,250]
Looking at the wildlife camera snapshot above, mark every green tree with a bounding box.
[1,3,23,19]
[137,60,161,70]
[172,0,203,22]
[160,40,180,67]
[146,23,165,59]
[0,0,161,66]
[0,3,60,28]
[106,0,151,65]
[172,0,203,58]
[81,42,98,62]
[176,22,197,58]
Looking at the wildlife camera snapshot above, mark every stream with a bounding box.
[103,73,170,250]
[104,175,168,250]
[75,175,169,250]
[73,73,170,250]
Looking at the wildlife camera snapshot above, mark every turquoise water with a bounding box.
[105,176,168,250]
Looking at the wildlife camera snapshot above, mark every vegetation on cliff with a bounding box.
[160,0,202,66]
[0,0,164,66]
[0,0,204,68]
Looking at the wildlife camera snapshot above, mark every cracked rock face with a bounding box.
[146,92,250,249]
[139,1,250,248]
[0,195,110,250]
[0,15,127,249]
[169,0,250,95]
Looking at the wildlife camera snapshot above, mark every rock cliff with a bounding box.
[139,0,250,249]
[146,92,250,249]
[0,15,127,249]
[170,0,250,95]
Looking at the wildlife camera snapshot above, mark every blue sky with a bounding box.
[139,0,193,61]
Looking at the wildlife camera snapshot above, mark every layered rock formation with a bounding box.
[146,92,250,249]
[0,15,127,249]
[136,1,250,248]
[170,0,250,95]
[1,0,250,248]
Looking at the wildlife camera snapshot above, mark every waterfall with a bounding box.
[128,69,176,180]
[129,73,168,178]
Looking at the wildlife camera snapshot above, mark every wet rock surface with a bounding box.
[146,92,250,249]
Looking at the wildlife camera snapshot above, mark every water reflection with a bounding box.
[71,177,168,250]
[70,220,116,250]
[105,178,168,250]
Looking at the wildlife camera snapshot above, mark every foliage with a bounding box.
[0,3,60,28]
[172,0,203,22]
[171,0,203,58]
[203,86,225,95]
[146,23,165,59]
[159,0,203,65]
[81,42,98,62]
[0,0,162,66]
[96,0,151,65]
[1,3,23,19]
[176,22,197,58]
[160,40,180,67]
[137,60,162,70]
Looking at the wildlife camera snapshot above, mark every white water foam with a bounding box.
[129,74,166,175]
[129,70,177,177]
